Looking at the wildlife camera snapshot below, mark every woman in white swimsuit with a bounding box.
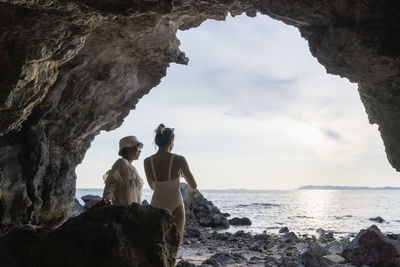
[144,124,197,243]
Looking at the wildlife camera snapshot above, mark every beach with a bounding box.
[75,188,400,266]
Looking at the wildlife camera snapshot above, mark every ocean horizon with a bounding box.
[76,188,400,238]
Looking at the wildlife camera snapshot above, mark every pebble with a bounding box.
[368,216,385,223]
[279,227,289,233]
[322,254,345,264]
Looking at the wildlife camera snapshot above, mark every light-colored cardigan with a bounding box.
[103,158,144,205]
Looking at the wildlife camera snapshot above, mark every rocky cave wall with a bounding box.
[0,0,400,231]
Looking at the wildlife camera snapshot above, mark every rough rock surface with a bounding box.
[178,226,355,266]
[0,203,179,267]
[342,225,400,267]
[81,194,102,209]
[182,184,229,229]
[322,254,346,264]
[69,185,229,230]
[228,217,252,226]
[176,260,196,267]
[202,252,247,265]
[1,1,400,230]
[279,226,289,233]
[69,198,85,217]
[301,245,330,267]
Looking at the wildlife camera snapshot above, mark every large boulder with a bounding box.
[181,183,229,229]
[342,225,400,267]
[2,0,400,232]
[0,203,179,267]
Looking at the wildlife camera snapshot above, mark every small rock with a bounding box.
[81,194,102,209]
[369,216,385,223]
[249,245,264,252]
[227,236,239,242]
[263,256,279,266]
[214,232,231,241]
[233,230,252,239]
[316,228,334,242]
[142,199,149,205]
[388,234,400,241]
[279,227,289,233]
[325,232,334,238]
[283,232,298,243]
[207,246,217,252]
[184,227,201,238]
[201,258,221,266]
[253,233,268,241]
[207,252,247,265]
[222,213,230,217]
[326,240,347,254]
[229,217,252,226]
[322,254,345,264]
[302,245,329,267]
[176,260,196,267]
[233,230,245,237]
[280,256,302,266]
[248,256,262,264]
[296,242,310,254]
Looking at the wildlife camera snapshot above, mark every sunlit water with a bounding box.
[76,189,400,237]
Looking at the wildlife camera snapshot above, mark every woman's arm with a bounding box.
[179,156,197,190]
[144,158,155,190]
[103,176,117,204]
[102,159,125,204]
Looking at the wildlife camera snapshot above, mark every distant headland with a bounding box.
[296,185,400,190]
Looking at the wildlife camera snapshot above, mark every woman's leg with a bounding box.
[172,204,185,244]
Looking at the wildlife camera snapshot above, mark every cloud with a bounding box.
[76,13,399,189]
[321,128,342,140]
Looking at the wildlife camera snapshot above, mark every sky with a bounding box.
[76,14,400,190]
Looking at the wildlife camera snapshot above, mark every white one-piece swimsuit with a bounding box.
[150,154,183,212]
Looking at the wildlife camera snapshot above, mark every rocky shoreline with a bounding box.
[177,224,400,266]
[70,185,400,267]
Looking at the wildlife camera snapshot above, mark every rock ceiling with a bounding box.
[0,0,399,230]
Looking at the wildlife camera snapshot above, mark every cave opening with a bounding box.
[2,2,400,264]
[76,14,399,191]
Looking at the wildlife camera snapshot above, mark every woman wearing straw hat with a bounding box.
[102,136,144,205]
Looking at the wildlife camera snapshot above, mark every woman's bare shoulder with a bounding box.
[143,155,154,166]
[173,154,186,163]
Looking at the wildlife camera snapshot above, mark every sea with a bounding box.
[76,188,400,238]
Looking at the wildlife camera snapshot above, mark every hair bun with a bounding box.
[154,124,175,147]
[155,124,166,134]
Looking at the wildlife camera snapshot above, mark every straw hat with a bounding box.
[118,136,143,155]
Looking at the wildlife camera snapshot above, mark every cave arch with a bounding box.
[76,14,396,191]
[1,0,400,230]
